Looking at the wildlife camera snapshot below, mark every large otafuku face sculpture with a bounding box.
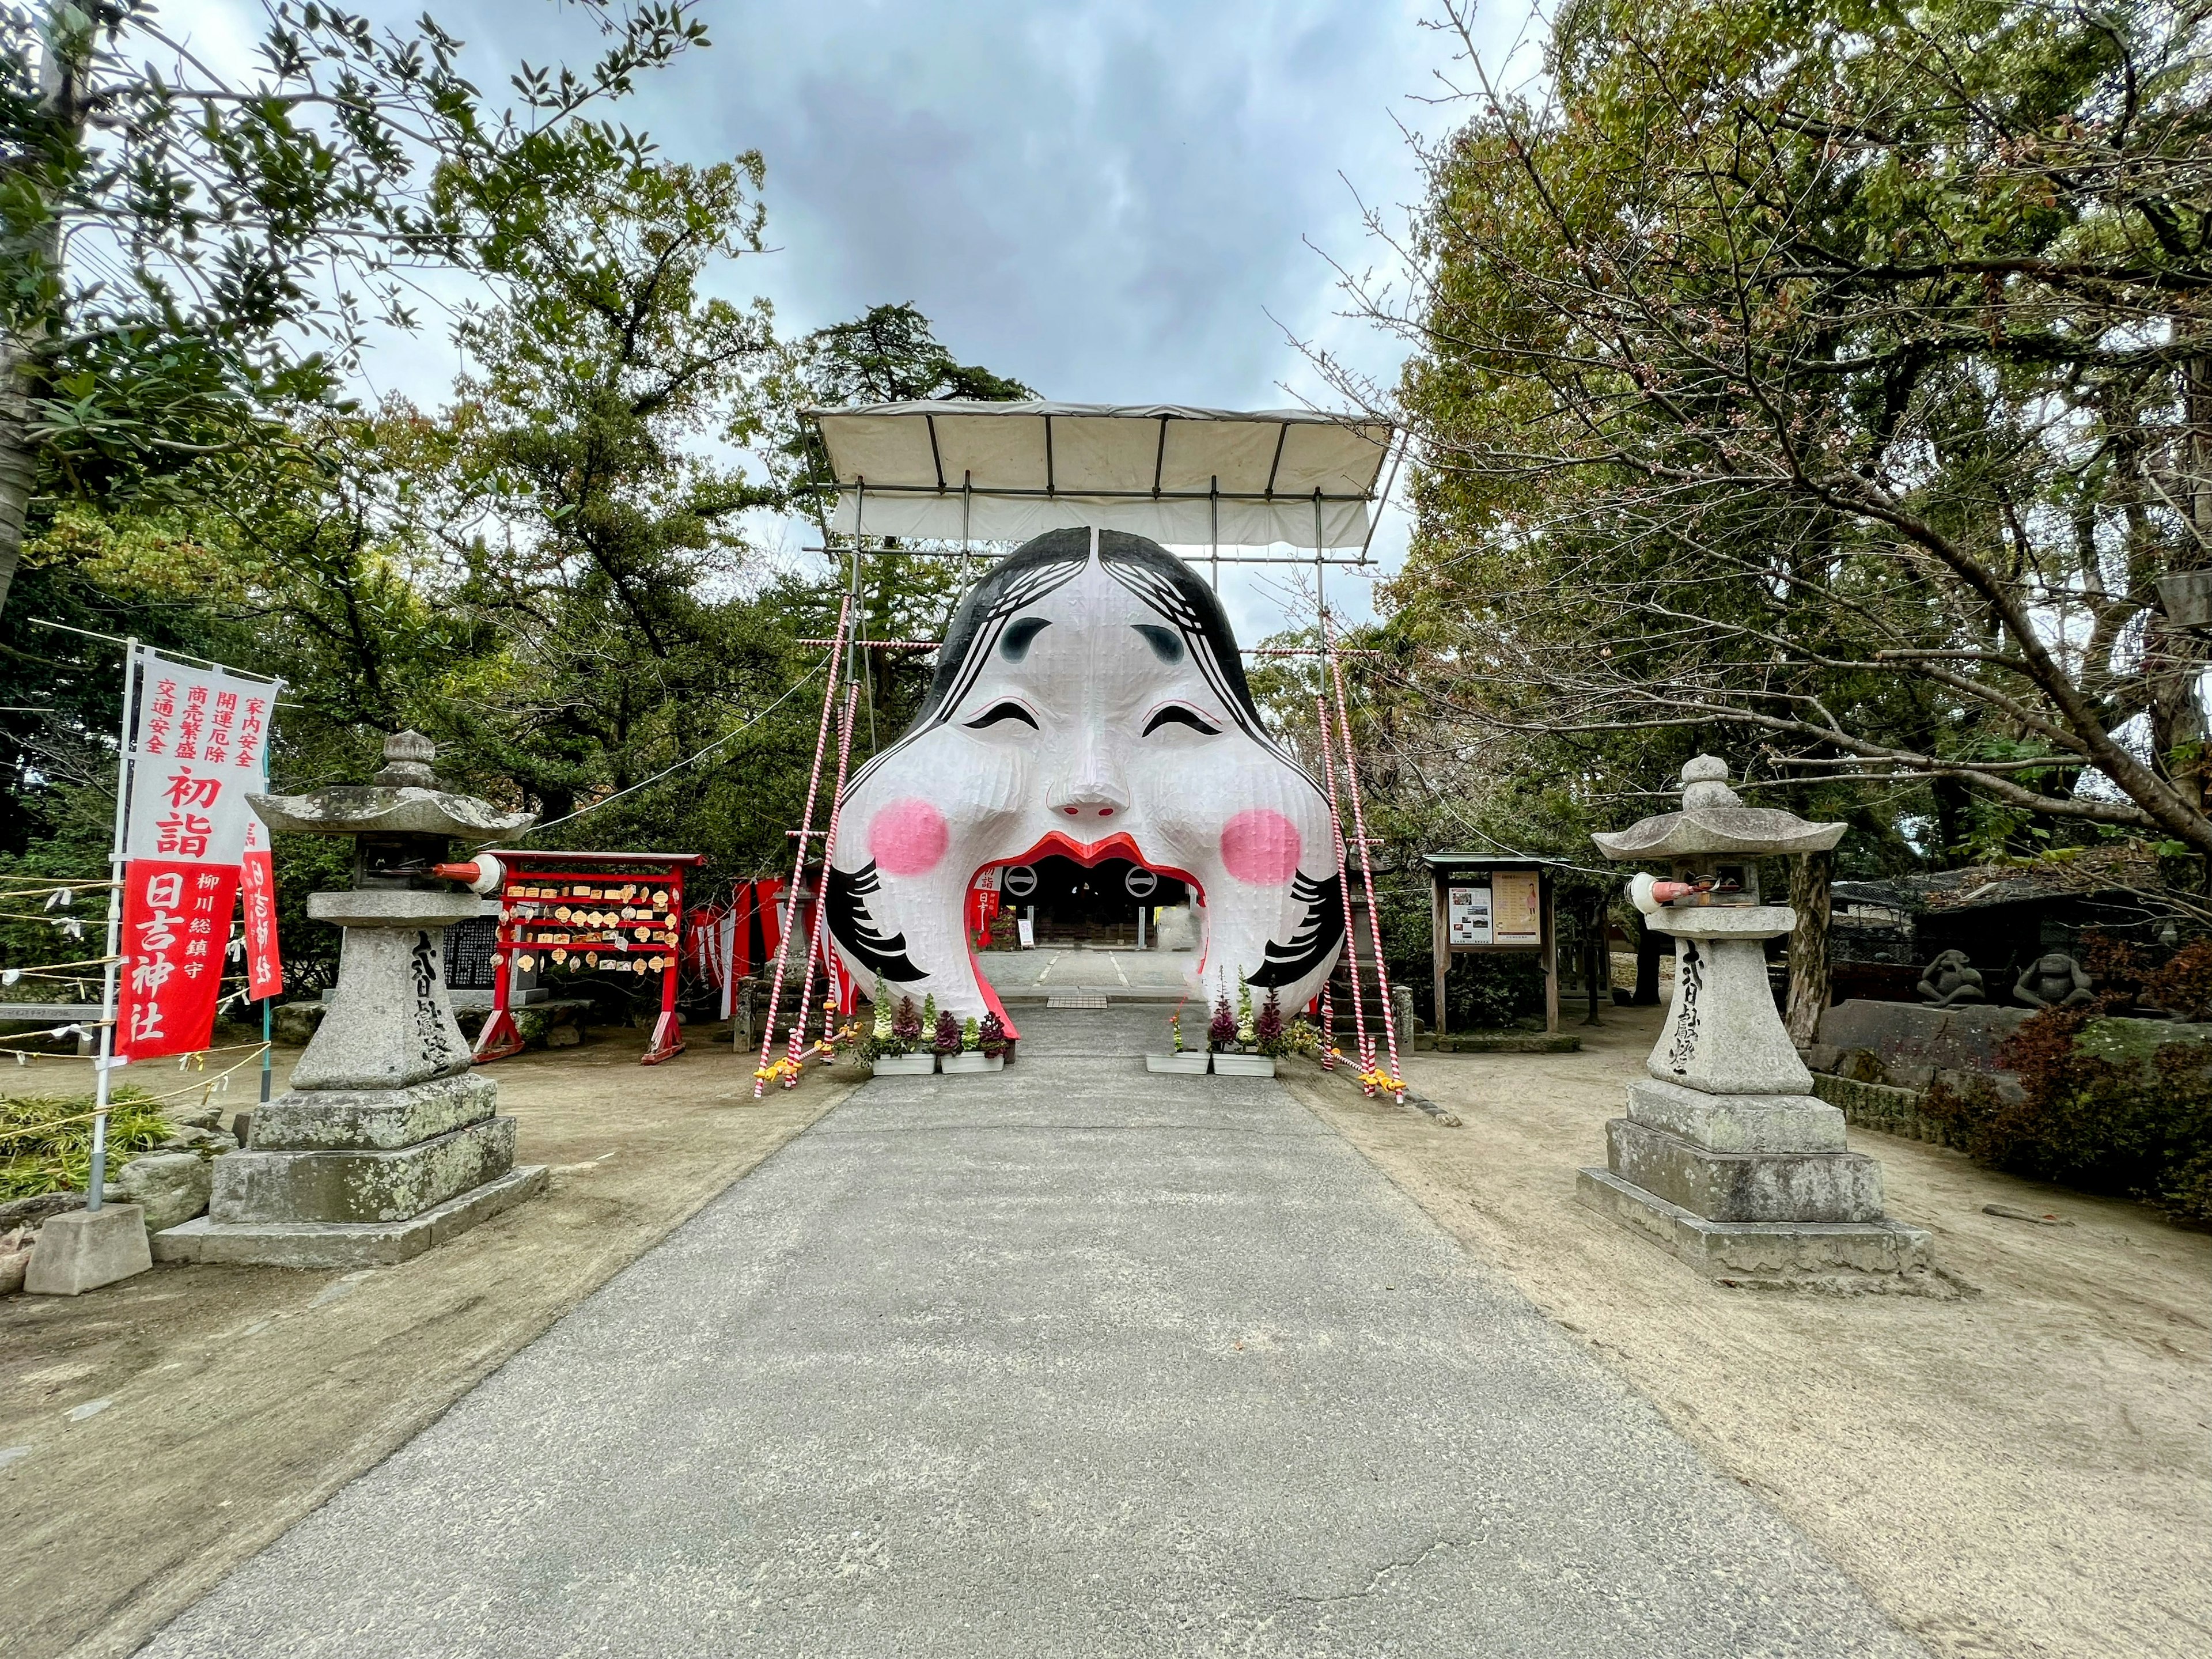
[827,528,1345,1029]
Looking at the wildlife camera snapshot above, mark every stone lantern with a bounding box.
[154,733,546,1267]
[1580,756,1931,1283]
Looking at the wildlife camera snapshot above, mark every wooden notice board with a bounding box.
[1425,855,1560,1035]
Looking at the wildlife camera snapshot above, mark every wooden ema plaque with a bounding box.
[472,850,707,1065]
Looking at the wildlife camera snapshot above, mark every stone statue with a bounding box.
[2014,952,2094,1010]
[1916,949,1987,1006]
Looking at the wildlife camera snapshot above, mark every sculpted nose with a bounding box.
[1050,774,1128,821]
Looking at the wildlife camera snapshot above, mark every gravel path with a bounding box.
[143,1010,1925,1658]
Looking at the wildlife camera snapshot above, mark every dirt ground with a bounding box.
[0,1027,853,1659]
[1279,1004,2212,1659]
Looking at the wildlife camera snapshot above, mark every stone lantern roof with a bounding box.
[249,730,535,840]
[1592,755,1844,861]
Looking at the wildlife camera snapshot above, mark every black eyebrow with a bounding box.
[965,700,1040,730]
[999,616,1052,661]
[1142,705,1221,737]
[1132,624,1183,664]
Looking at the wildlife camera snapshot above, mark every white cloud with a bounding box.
[173,0,1528,640]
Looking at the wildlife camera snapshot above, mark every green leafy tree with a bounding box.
[757,301,1038,754]
[1333,0,2212,858]
[0,0,710,616]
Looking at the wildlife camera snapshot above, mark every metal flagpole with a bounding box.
[88,640,142,1212]
[1209,476,1220,592]
[1313,491,1325,631]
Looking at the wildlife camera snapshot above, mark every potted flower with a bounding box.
[942,1010,1005,1074]
[1145,1005,1209,1073]
[869,985,935,1075]
[978,1012,1009,1061]
[1254,989,1287,1058]
[1213,974,1275,1077]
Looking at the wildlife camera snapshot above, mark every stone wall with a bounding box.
[1802,998,2212,1152]
[1809,1073,1963,1149]
[1812,998,2212,1085]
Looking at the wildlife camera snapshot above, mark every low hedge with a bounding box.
[1922,1003,2212,1225]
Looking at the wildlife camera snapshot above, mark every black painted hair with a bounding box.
[842,528,1283,798]
[916,528,1263,729]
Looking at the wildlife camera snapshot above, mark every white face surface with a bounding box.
[827,541,1344,1032]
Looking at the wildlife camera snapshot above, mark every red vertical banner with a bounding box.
[111,647,282,1064]
[239,819,282,1001]
[116,861,242,1062]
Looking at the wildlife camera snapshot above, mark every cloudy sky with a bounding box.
[196,0,1533,634]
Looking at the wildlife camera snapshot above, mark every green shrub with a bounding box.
[1444,954,1546,1030]
[0,1088,173,1202]
[1921,1005,2212,1225]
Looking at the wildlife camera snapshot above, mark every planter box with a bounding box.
[1145,1051,1210,1074]
[870,1054,935,1077]
[1211,1052,1277,1078]
[938,1052,1005,1074]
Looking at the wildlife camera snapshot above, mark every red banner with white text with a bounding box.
[111,647,281,1062]
[115,861,241,1061]
[239,817,282,1001]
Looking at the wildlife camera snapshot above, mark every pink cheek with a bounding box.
[868,798,949,877]
[1220,808,1301,887]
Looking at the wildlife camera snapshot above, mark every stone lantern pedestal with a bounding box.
[155,734,546,1268]
[1577,757,1931,1284]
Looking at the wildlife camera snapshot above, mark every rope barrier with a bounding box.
[0,1044,271,1141]
[1,956,122,977]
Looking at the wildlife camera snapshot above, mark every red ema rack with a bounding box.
[471,850,707,1067]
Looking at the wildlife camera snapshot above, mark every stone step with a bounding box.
[250,1071,495,1152]
[211,1115,517,1227]
[1605,1118,1885,1224]
[1627,1077,1846,1154]
[157,1165,547,1269]
[1577,1168,1933,1283]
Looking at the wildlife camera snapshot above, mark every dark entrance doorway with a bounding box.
[1007,856,1189,947]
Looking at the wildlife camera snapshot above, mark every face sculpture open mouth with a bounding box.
[824,527,1346,1033]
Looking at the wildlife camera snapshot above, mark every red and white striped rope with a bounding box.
[1315,694,1370,1092]
[756,599,851,1099]
[1325,624,1404,1100]
[786,683,859,1085]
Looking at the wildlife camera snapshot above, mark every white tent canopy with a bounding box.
[808,402,1394,550]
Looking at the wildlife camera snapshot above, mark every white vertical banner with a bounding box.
[124,647,274,864]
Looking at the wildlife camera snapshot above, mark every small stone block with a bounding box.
[24,1205,153,1296]
[1606,1118,1884,1223]
[155,1165,547,1269]
[1626,1077,1846,1153]
[1578,1168,1933,1280]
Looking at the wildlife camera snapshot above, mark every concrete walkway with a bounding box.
[145,1010,1924,1658]
[979,944,1195,997]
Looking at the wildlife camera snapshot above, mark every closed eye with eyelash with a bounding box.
[965,700,1040,730]
[1142,705,1221,737]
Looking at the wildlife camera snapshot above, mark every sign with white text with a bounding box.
[238,815,283,1001]
[114,647,281,1061]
